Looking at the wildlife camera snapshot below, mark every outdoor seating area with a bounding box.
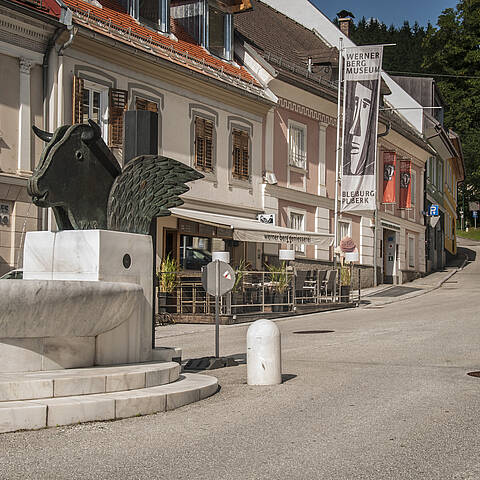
[157,267,357,322]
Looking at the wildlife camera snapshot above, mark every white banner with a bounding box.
[341,45,383,212]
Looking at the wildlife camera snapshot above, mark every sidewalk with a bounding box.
[359,251,468,308]
[155,251,469,344]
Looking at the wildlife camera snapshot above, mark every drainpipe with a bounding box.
[40,6,72,231]
[57,24,76,128]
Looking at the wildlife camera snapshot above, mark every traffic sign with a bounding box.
[473,211,478,218]
[469,201,480,212]
[202,260,235,296]
[429,204,439,216]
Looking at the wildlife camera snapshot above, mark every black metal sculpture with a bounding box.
[28,120,203,234]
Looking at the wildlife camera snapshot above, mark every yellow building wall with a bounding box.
[444,157,457,256]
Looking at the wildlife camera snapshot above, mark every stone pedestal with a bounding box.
[21,229,153,368]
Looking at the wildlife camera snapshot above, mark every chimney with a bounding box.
[338,17,353,37]
[336,10,355,38]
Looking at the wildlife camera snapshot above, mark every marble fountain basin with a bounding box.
[0,279,143,338]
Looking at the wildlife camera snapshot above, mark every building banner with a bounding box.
[382,151,396,203]
[341,45,383,212]
[399,159,412,209]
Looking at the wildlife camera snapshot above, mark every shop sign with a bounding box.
[257,213,275,224]
[0,204,9,225]
[178,219,197,235]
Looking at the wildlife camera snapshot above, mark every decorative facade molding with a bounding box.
[19,58,33,74]
[277,97,336,127]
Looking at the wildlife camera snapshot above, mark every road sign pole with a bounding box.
[215,260,220,358]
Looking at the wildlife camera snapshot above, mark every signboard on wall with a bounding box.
[0,204,9,225]
[257,214,275,224]
[399,160,412,209]
[382,151,396,204]
[341,45,383,212]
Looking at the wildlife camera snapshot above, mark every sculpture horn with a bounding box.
[32,125,53,143]
[82,120,102,143]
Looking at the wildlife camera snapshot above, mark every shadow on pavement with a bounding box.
[457,246,477,264]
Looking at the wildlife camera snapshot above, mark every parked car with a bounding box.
[0,269,23,279]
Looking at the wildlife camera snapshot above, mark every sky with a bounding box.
[309,0,459,27]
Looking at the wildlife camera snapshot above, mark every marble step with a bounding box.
[0,373,218,433]
[0,361,180,402]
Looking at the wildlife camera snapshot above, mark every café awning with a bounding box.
[170,208,333,248]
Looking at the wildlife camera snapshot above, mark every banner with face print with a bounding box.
[399,159,412,209]
[341,45,383,212]
[382,151,396,203]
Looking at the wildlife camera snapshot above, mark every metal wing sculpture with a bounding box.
[28,120,203,234]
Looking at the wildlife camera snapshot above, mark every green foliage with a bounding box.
[233,259,250,293]
[348,17,427,73]
[158,254,179,293]
[266,262,289,294]
[457,228,480,241]
[422,1,480,202]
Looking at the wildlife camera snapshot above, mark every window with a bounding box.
[288,122,307,170]
[207,6,232,60]
[73,76,127,148]
[290,212,305,253]
[408,236,415,268]
[138,0,169,32]
[135,97,159,113]
[194,116,213,172]
[411,169,416,207]
[339,220,351,241]
[232,129,249,180]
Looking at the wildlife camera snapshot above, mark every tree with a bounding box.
[423,1,480,200]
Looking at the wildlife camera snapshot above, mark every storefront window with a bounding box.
[180,235,212,270]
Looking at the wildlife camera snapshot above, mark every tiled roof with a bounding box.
[63,0,260,89]
[7,0,61,18]
[234,0,338,86]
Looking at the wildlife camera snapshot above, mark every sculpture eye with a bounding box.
[75,150,83,161]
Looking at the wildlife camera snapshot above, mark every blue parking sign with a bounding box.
[429,205,439,216]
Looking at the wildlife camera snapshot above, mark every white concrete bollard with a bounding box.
[247,319,282,385]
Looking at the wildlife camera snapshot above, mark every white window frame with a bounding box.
[338,218,352,241]
[408,234,415,269]
[82,80,109,140]
[288,207,306,254]
[288,120,307,170]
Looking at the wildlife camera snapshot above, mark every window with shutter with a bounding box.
[194,117,213,172]
[109,88,128,148]
[72,76,84,125]
[232,129,249,180]
[135,97,159,113]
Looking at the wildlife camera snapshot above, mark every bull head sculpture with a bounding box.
[28,120,122,230]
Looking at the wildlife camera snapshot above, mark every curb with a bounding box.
[361,259,467,309]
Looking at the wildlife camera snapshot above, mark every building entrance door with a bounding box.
[383,229,397,284]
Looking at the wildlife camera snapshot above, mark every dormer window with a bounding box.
[136,0,170,33]
[207,5,232,60]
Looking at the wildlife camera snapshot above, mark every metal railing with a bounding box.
[157,268,358,317]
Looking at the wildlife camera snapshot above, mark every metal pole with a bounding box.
[333,37,344,267]
[215,260,220,358]
[373,209,378,286]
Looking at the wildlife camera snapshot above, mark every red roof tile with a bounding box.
[8,0,61,18]
[63,0,259,86]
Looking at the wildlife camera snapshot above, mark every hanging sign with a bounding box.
[341,45,383,212]
[399,160,412,209]
[382,151,396,203]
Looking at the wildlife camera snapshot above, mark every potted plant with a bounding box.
[157,254,179,313]
[267,262,289,312]
[340,265,351,302]
[232,259,249,313]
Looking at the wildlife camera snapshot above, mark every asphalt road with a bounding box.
[1,241,480,479]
